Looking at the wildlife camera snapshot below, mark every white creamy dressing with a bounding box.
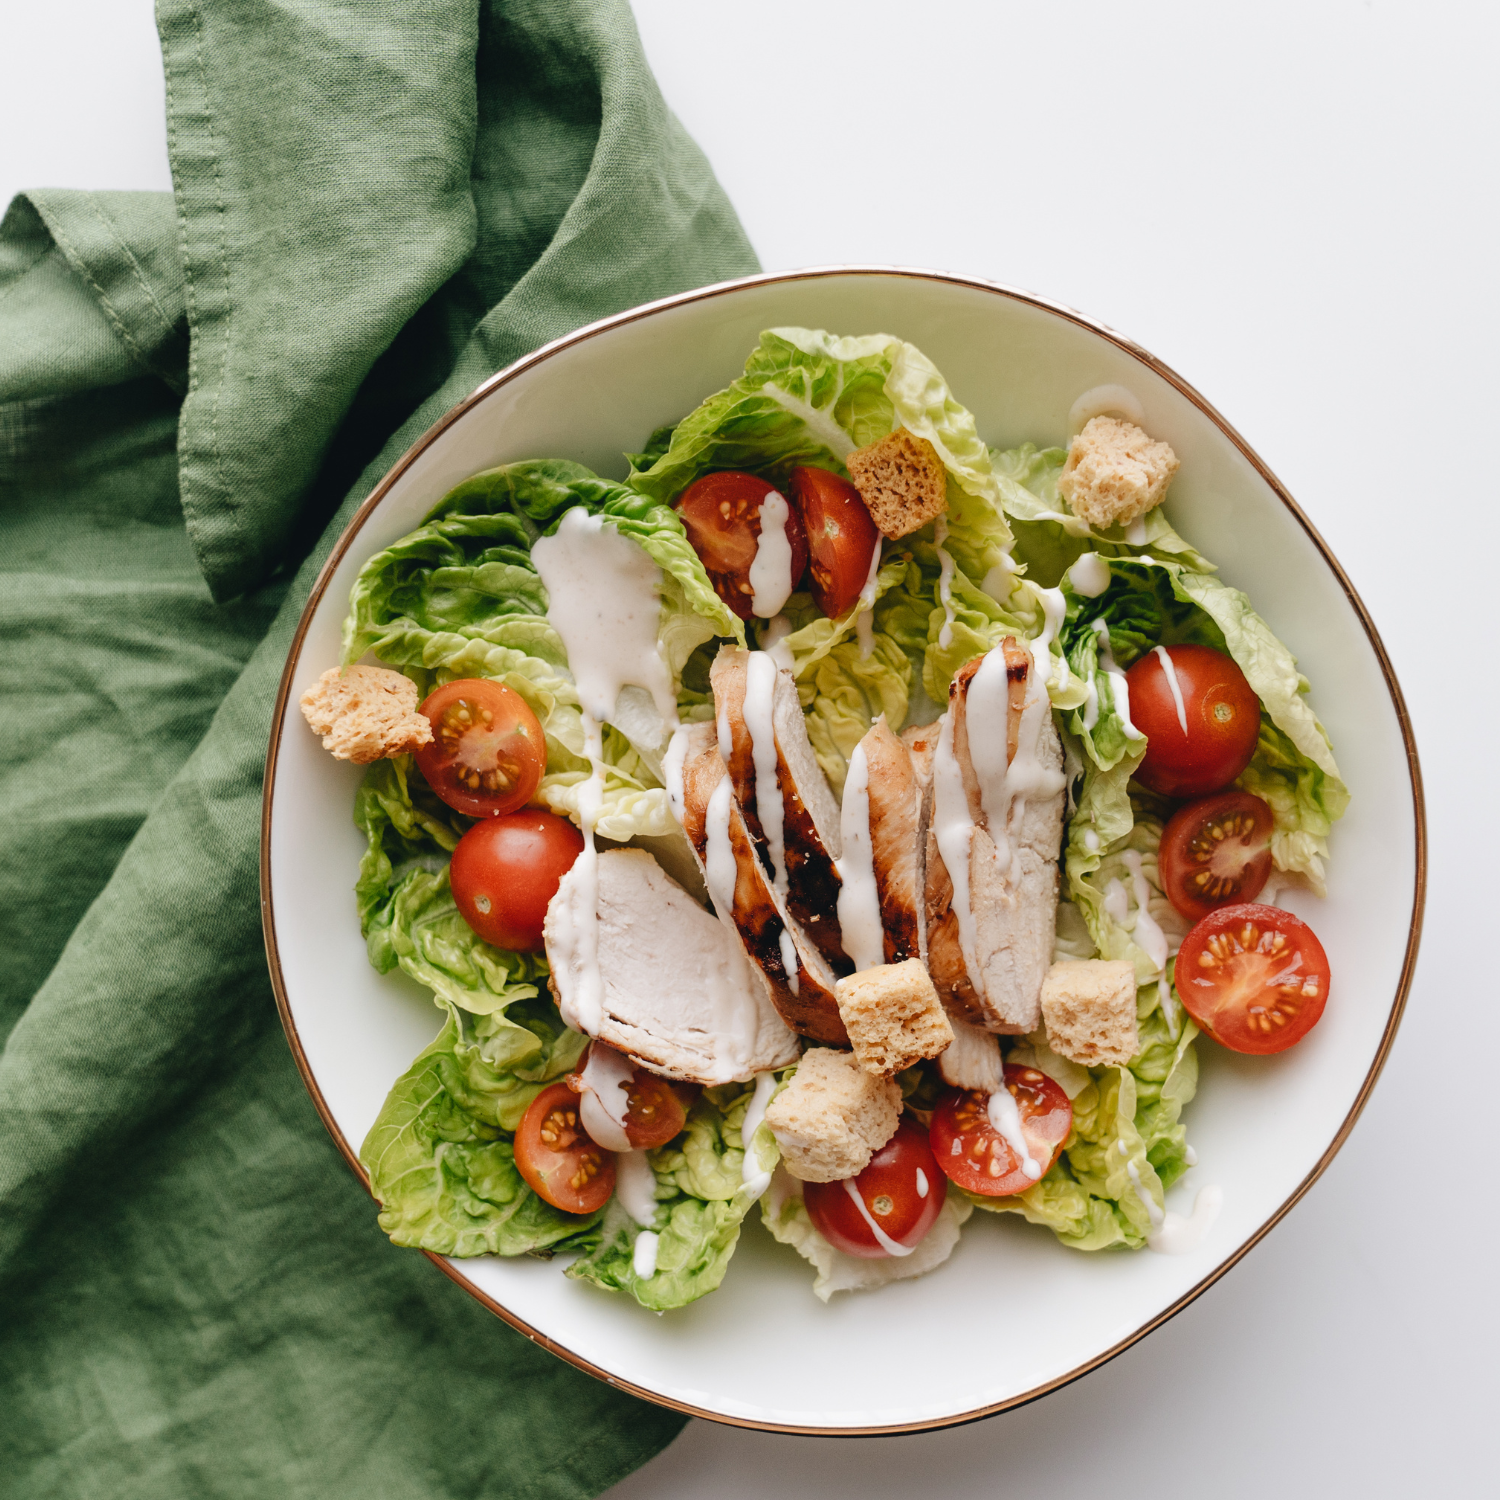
[759,612,795,673]
[841,1178,915,1257]
[933,515,957,649]
[854,534,884,659]
[576,1041,635,1152]
[632,1229,660,1279]
[931,709,983,997]
[834,739,885,972]
[533,509,681,1037]
[1068,551,1111,598]
[1149,1185,1224,1254]
[1068,383,1146,433]
[915,1169,930,1199]
[742,652,789,899]
[988,1086,1043,1181]
[615,1148,659,1226]
[1152,644,1189,736]
[980,551,1016,603]
[748,489,797,617]
[1091,619,1144,739]
[1083,828,1101,853]
[739,1070,778,1199]
[663,726,689,825]
[1123,1154,1164,1229]
[1030,586,1068,694]
[1124,515,1149,546]
[1184,1144,1199,1167]
[1122,849,1169,973]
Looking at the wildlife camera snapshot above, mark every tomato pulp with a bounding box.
[930,1067,1072,1197]
[449,810,583,950]
[414,677,546,817]
[674,470,809,620]
[788,465,881,618]
[1175,902,1330,1054]
[1126,645,1261,798]
[804,1118,944,1258]
[1159,790,1274,921]
[514,1080,616,1214]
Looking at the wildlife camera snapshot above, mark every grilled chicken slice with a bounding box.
[710,646,848,969]
[544,847,800,1084]
[674,721,849,1045]
[848,715,923,967]
[917,639,1065,1034]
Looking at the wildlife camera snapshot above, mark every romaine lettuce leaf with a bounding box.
[566,1082,774,1310]
[360,1018,601,1259]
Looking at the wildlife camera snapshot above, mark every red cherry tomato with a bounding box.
[1159,790,1275,921]
[1175,902,1330,1054]
[788,465,881,618]
[673,471,809,620]
[804,1118,943,1259]
[414,678,546,817]
[1125,645,1262,797]
[566,1049,699,1151]
[449,810,583,950]
[930,1066,1072,1197]
[514,1080,616,1214]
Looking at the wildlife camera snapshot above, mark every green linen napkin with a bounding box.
[0,2,757,1495]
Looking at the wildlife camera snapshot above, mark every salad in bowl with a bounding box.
[297,327,1347,1311]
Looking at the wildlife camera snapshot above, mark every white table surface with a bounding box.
[4,2,1495,1493]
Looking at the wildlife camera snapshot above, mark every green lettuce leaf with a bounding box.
[566,1082,775,1311]
[359,1019,601,1259]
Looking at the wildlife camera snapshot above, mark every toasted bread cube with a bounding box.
[299,665,432,764]
[845,428,948,538]
[764,1048,902,1182]
[836,960,953,1078]
[1040,959,1138,1067]
[1057,416,1179,531]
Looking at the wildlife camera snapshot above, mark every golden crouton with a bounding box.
[836,960,953,1078]
[1057,416,1179,531]
[844,428,948,538]
[299,665,432,764]
[1040,959,1139,1067]
[764,1048,902,1182]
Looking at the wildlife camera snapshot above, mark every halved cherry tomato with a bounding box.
[674,470,809,620]
[804,1118,943,1259]
[1125,645,1261,797]
[514,1080,616,1214]
[1175,902,1330,1054]
[788,465,880,618]
[414,678,546,817]
[930,1066,1072,1197]
[1159,790,1274,921]
[566,1047,699,1151]
[449,810,583,950]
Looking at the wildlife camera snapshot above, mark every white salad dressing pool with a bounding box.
[742,651,789,898]
[577,1041,635,1152]
[1148,1185,1224,1254]
[1069,551,1111,598]
[933,515,957,649]
[854,534,884,658]
[615,1148,659,1226]
[748,489,796,617]
[1152,644,1189,735]
[533,509,681,1037]
[834,739,884,972]
[841,1178,914,1257]
[1068,383,1146,433]
[988,1087,1043,1181]
[632,1229,660,1279]
[739,1070,778,1199]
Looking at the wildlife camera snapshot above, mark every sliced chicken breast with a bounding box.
[918,639,1066,1034]
[853,716,923,966]
[675,721,849,1045]
[544,847,800,1085]
[710,646,848,969]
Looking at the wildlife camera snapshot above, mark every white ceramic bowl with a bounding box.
[262,268,1423,1434]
